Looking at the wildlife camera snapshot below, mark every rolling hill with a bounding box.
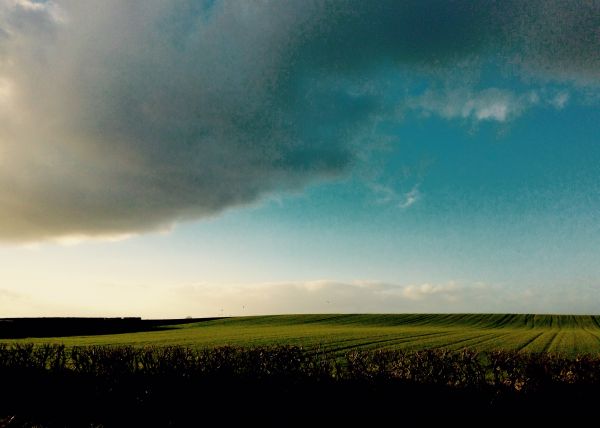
[4,313,600,357]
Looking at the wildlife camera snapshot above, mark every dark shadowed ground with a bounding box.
[0,317,222,339]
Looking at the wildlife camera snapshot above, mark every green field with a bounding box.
[6,314,600,357]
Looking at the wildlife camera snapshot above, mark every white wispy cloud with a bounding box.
[408,88,535,123]
[549,91,570,110]
[171,280,495,316]
[398,185,420,209]
[370,183,421,210]
[168,280,600,317]
[400,282,461,301]
[407,88,575,123]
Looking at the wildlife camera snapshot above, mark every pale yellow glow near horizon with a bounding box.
[0,77,12,102]
[0,236,588,319]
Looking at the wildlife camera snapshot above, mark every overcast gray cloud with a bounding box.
[0,0,598,241]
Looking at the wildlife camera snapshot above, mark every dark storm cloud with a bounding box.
[497,0,600,84]
[0,0,598,241]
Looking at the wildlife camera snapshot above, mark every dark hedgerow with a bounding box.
[345,348,486,387]
[1,344,600,425]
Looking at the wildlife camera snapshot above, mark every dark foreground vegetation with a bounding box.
[2,344,600,426]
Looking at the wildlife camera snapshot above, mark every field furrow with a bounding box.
[4,314,600,356]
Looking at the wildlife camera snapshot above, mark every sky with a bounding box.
[0,0,599,317]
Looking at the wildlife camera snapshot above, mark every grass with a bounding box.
[4,313,600,357]
[4,314,600,425]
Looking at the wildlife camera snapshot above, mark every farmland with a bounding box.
[5,313,600,356]
[4,314,600,425]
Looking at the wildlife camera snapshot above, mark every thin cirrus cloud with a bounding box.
[370,183,421,209]
[406,88,572,123]
[0,0,598,242]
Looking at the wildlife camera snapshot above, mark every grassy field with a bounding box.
[5,314,600,357]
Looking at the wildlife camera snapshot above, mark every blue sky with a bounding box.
[0,1,599,316]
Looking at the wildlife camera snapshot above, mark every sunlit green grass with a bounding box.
[5,314,600,357]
